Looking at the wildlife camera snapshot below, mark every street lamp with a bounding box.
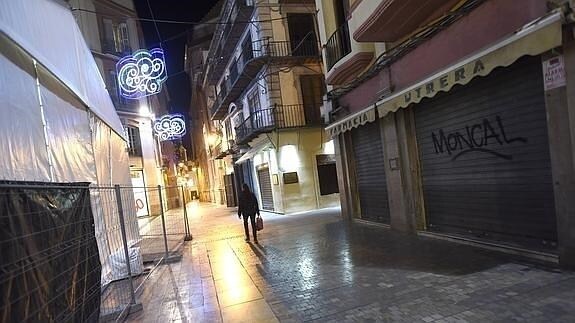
[207,133,219,146]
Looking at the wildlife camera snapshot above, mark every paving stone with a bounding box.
[126,203,575,323]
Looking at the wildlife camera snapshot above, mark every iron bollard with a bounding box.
[181,186,192,241]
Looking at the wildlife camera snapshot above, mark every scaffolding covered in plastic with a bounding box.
[0,0,140,287]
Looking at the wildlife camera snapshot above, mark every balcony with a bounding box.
[325,23,351,70]
[211,142,228,159]
[324,22,373,85]
[210,37,321,120]
[206,0,255,84]
[234,104,324,145]
[353,0,461,42]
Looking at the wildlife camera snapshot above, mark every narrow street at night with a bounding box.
[3,0,575,322]
[127,203,575,323]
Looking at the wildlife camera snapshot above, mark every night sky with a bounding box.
[134,1,219,114]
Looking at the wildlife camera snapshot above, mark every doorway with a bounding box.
[224,173,237,207]
[300,75,325,125]
[287,14,318,56]
[256,164,274,211]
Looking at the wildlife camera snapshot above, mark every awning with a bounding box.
[325,108,376,137]
[377,10,562,118]
[234,138,272,164]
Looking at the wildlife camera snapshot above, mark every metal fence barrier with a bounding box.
[0,183,192,323]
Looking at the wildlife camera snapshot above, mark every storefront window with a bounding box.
[316,154,339,195]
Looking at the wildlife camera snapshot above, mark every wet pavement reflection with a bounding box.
[127,203,575,322]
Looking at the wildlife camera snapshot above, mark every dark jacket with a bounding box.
[238,191,260,217]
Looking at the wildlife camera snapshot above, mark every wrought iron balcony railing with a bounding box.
[101,39,131,56]
[210,36,320,119]
[205,0,255,84]
[325,23,351,70]
[256,36,320,58]
[234,104,323,144]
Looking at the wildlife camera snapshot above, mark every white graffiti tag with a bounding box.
[154,114,186,141]
[117,48,167,99]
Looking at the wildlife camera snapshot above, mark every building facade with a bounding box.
[70,0,178,215]
[317,0,575,267]
[198,0,341,213]
[185,0,223,204]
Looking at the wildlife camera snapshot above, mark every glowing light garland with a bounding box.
[154,114,186,141]
[116,48,167,99]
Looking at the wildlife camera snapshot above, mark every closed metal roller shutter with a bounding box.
[257,165,274,211]
[224,174,237,207]
[351,121,390,224]
[414,56,556,247]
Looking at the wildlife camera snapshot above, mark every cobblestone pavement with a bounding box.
[126,202,575,323]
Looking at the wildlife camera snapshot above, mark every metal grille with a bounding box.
[1,183,192,322]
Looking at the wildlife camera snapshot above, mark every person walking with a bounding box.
[238,183,260,243]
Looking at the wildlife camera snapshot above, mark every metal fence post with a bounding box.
[114,185,136,306]
[181,186,192,241]
[157,185,169,261]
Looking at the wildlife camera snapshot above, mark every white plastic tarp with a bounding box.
[41,84,97,182]
[110,128,132,186]
[0,54,51,181]
[90,117,141,286]
[0,0,142,286]
[91,115,113,186]
[0,0,125,137]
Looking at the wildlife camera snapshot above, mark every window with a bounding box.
[229,58,238,85]
[248,89,267,128]
[125,126,142,157]
[247,89,261,112]
[102,18,115,53]
[116,23,130,53]
[300,75,325,124]
[287,14,318,56]
[101,19,131,54]
[233,112,245,128]
[316,154,339,195]
[241,35,253,62]
[233,111,246,138]
[333,0,349,27]
[224,118,233,143]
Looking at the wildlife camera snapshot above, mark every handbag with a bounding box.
[256,215,263,231]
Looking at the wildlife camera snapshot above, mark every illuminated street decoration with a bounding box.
[116,48,167,99]
[154,114,186,141]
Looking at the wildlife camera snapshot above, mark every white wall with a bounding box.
[248,129,340,214]
[277,130,339,213]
